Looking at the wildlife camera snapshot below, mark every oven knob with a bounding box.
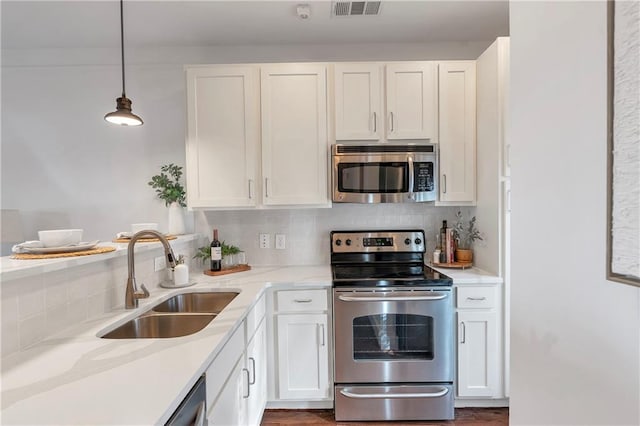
[404,238,411,245]
[415,238,422,245]
[335,239,342,246]
[346,239,352,246]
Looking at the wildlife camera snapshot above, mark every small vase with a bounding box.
[455,248,473,263]
[167,202,185,235]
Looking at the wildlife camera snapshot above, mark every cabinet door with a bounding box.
[246,320,267,426]
[186,66,260,208]
[261,64,329,206]
[207,355,248,426]
[438,62,476,203]
[276,313,330,400]
[334,63,382,140]
[457,310,499,398]
[385,62,438,140]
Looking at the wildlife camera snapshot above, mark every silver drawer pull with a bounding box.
[294,298,313,303]
[340,387,449,399]
[466,296,487,301]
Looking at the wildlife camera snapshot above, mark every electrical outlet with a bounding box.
[275,234,286,250]
[259,233,271,249]
[154,256,167,271]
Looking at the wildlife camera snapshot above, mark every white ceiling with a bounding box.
[1,1,509,49]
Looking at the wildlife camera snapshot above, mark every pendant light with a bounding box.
[104,0,143,126]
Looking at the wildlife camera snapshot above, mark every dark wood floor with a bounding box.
[261,408,509,425]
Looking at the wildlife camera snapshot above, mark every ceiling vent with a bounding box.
[332,1,382,17]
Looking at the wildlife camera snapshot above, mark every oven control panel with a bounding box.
[331,230,425,253]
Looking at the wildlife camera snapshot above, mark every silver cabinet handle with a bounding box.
[340,387,449,399]
[248,357,256,385]
[466,296,487,301]
[338,292,447,302]
[194,401,206,426]
[442,174,447,194]
[460,321,466,344]
[506,188,511,212]
[265,178,269,198]
[294,298,313,303]
[506,144,511,169]
[373,112,377,132]
[242,368,250,398]
[318,323,326,346]
[390,111,395,132]
[248,179,254,199]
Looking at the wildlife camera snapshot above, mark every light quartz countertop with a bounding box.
[1,265,331,425]
[430,265,503,284]
[1,262,500,424]
[0,234,201,281]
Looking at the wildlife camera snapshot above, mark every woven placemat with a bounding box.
[11,246,116,260]
[112,235,177,243]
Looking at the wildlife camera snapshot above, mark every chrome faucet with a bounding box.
[125,230,177,309]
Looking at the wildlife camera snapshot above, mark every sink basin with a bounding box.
[101,313,215,339]
[151,291,239,314]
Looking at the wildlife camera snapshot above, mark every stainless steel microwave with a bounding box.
[332,144,438,203]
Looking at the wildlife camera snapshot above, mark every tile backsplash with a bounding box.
[199,204,465,266]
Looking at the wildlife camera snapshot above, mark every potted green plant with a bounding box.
[193,241,242,268]
[452,210,483,262]
[148,164,186,235]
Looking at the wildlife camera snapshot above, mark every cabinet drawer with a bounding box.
[457,286,496,309]
[246,293,266,340]
[276,289,327,312]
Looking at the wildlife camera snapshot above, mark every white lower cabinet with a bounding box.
[207,295,267,425]
[276,313,330,399]
[455,285,502,399]
[269,288,332,404]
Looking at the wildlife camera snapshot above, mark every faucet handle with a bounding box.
[136,283,150,299]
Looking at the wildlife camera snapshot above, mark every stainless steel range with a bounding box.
[331,230,454,422]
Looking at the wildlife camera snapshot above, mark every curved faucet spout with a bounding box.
[125,230,178,309]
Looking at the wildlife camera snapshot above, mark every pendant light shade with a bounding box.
[105,0,143,126]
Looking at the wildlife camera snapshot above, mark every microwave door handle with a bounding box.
[407,156,415,200]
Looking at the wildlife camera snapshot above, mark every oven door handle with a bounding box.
[339,387,449,399]
[338,292,448,302]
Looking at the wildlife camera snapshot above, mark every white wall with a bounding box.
[510,2,640,425]
[1,41,488,254]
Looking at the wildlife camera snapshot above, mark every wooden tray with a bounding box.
[432,261,473,269]
[203,264,251,276]
[112,235,177,243]
[11,246,116,260]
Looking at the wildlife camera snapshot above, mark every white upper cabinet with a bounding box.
[185,66,260,209]
[186,63,330,209]
[333,62,438,142]
[334,63,382,140]
[261,64,330,206]
[385,62,438,140]
[438,61,477,203]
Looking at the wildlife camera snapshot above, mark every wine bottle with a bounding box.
[210,229,222,271]
[439,220,447,263]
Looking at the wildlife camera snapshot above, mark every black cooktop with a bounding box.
[332,263,452,287]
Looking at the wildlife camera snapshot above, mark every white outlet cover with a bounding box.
[259,233,271,249]
[154,256,167,271]
[275,234,286,249]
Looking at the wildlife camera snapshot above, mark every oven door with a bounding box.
[333,287,453,383]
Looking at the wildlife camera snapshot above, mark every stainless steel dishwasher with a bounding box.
[165,375,206,426]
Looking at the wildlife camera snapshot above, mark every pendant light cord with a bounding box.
[120,0,126,97]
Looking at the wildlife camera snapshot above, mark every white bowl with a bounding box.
[131,223,159,234]
[38,229,83,247]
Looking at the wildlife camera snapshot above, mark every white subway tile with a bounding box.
[19,313,46,349]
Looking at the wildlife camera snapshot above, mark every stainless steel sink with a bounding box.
[101,313,215,339]
[151,292,239,314]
